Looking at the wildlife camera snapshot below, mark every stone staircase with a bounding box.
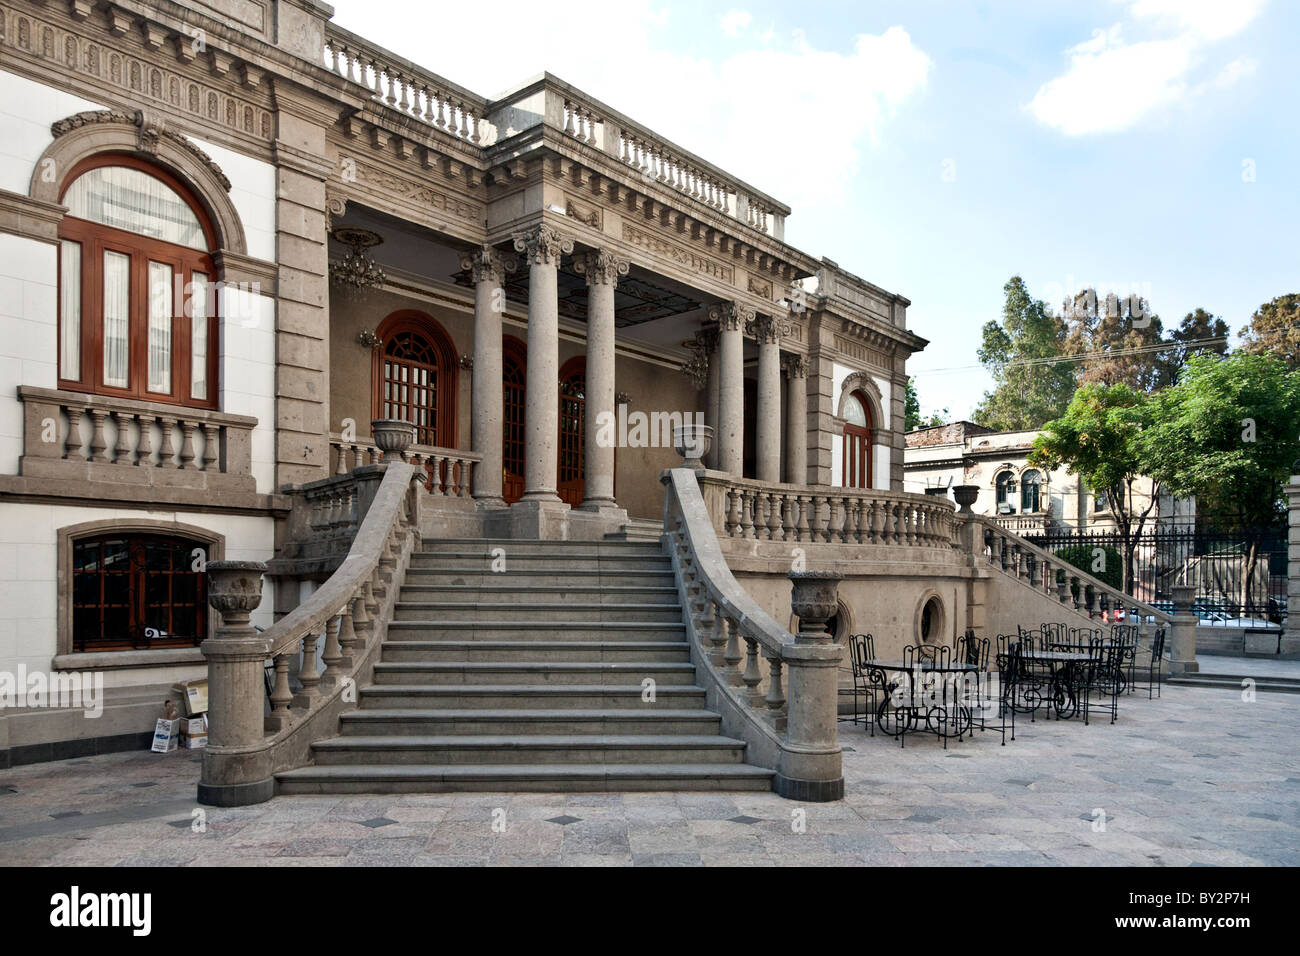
[276,538,774,794]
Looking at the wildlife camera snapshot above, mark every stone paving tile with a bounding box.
[2,685,1298,866]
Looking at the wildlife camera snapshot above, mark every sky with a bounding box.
[326,0,1299,420]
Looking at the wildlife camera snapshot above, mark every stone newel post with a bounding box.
[779,570,845,801]
[1167,583,1199,675]
[199,560,271,806]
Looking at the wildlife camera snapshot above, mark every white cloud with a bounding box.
[1028,0,1265,135]
[720,9,751,37]
[326,1,930,209]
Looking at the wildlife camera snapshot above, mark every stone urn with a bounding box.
[371,418,415,460]
[205,560,267,629]
[789,570,842,643]
[952,485,980,514]
[673,423,713,469]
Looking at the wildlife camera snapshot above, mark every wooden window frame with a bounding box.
[56,154,219,411]
[842,390,873,489]
[370,310,458,449]
[502,335,527,505]
[558,355,586,507]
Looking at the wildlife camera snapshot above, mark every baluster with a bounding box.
[795,494,810,542]
[321,613,343,683]
[202,423,219,471]
[764,652,786,710]
[87,409,109,462]
[156,416,177,467]
[739,489,755,539]
[364,573,379,618]
[430,455,444,495]
[726,488,742,536]
[852,497,866,544]
[268,653,293,724]
[564,102,576,136]
[337,600,358,661]
[708,603,727,651]
[297,630,322,700]
[460,459,474,497]
[108,409,129,463]
[335,443,347,475]
[134,413,153,465]
[742,637,763,702]
[350,589,370,652]
[781,493,796,542]
[723,617,743,668]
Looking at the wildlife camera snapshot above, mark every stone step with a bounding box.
[1167,673,1300,695]
[408,551,671,571]
[421,538,665,555]
[358,684,708,710]
[338,708,723,736]
[392,601,683,624]
[371,661,699,686]
[385,621,688,642]
[402,568,678,588]
[275,762,775,794]
[310,735,748,766]
[398,584,681,605]
[381,640,691,664]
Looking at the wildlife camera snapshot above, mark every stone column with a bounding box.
[461,245,516,508]
[510,224,573,536]
[780,570,845,801]
[574,250,629,513]
[1284,473,1300,658]
[750,314,783,483]
[1168,583,1200,674]
[712,301,752,476]
[783,354,807,485]
[699,326,721,470]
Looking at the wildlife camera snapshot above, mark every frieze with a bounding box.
[622,221,734,285]
[747,273,773,299]
[565,195,602,229]
[348,157,483,223]
[834,335,890,370]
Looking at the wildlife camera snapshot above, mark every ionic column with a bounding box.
[711,301,752,476]
[574,250,630,511]
[783,354,808,485]
[461,245,516,508]
[699,326,720,469]
[513,224,574,501]
[749,314,783,483]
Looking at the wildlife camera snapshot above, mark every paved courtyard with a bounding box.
[1,682,1297,866]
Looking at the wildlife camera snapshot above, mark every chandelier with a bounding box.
[678,338,710,391]
[330,227,385,292]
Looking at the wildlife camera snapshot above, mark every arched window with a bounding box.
[502,336,526,504]
[1021,469,1043,513]
[57,155,218,407]
[71,532,208,652]
[995,471,1014,512]
[842,390,873,488]
[372,311,457,447]
[558,356,586,507]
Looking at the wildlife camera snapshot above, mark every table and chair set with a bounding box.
[846,622,1168,749]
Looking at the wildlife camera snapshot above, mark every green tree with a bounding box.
[905,378,949,431]
[1028,383,1158,594]
[1061,288,1166,391]
[974,276,1075,430]
[1139,353,1300,609]
[1238,294,1300,368]
[1162,308,1229,384]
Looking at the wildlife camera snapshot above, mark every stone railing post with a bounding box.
[1168,583,1200,675]
[199,560,271,806]
[779,570,844,801]
[1284,473,1300,658]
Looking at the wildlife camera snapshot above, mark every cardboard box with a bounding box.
[180,733,208,750]
[180,717,206,737]
[152,718,179,753]
[173,679,208,716]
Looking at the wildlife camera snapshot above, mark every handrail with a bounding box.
[662,467,844,801]
[972,515,1173,626]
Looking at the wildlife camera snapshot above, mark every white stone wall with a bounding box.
[0,70,105,193]
[0,501,275,688]
[0,235,57,474]
[189,135,276,262]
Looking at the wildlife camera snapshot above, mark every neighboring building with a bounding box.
[903,421,1192,533]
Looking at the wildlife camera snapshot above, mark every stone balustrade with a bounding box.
[662,467,844,801]
[696,472,957,549]
[17,385,256,492]
[199,458,423,806]
[322,24,488,143]
[329,433,480,498]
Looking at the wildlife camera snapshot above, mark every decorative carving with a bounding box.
[746,313,790,345]
[350,158,483,223]
[512,224,574,267]
[708,301,755,332]
[459,245,517,285]
[573,249,630,287]
[782,354,807,379]
[49,109,232,190]
[565,196,602,229]
[748,273,773,299]
[622,221,734,284]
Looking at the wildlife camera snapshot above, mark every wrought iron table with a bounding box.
[864,659,983,748]
[1017,650,1093,720]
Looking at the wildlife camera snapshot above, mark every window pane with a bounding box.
[65,166,207,250]
[843,394,867,427]
[148,261,173,393]
[60,240,81,380]
[190,272,208,400]
[102,250,130,388]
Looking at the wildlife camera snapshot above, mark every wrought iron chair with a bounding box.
[994,648,1020,743]
[847,633,879,733]
[955,630,990,672]
[1110,624,1140,693]
[1141,626,1167,700]
[1040,621,1067,645]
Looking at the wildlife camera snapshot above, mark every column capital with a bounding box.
[695,324,720,353]
[782,354,808,379]
[460,244,517,284]
[574,249,630,287]
[747,313,789,345]
[709,300,755,332]
[512,223,575,267]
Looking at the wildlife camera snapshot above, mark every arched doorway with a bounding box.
[502,336,527,505]
[371,311,457,448]
[843,390,873,489]
[558,356,586,507]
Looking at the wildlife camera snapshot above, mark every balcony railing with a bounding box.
[16,386,256,492]
[329,433,480,498]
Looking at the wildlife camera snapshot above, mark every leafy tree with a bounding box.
[1238,293,1300,369]
[974,276,1075,430]
[1139,353,1300,609]
[1061,288,1166,392]
[905,378,949,431]
[1028,383,1157,594]
[1054,544,1123,594]
[1162,308,1229,384]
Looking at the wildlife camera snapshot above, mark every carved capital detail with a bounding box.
[460,245,518,284]
[50,109,232,191]
[512,224,574,267]
[782,354,808,379]
[695,325,720,354]
[746,313,788,345]
[574,249,630,287]
[708,300,755,332]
